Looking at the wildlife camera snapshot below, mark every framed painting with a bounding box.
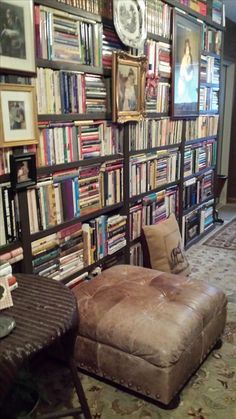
[0,84,38,147]
[0,0,35,74]
[112,51,147,123]
[10,152,37,191]
[172,11,202,117]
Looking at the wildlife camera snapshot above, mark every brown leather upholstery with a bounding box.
[73,265,227,405]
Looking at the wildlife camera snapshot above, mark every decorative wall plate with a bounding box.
[113,0,146,49]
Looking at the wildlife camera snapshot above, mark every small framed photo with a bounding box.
[10,153,37,191]
[172,11,202,117]
[0,0,36,75]
[0,84,38,147]
[112,51,147,123]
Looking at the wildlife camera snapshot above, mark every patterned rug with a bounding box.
[30,241,236,418]
[203,218,236,250]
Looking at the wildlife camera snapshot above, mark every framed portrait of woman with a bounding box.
[112,51,147,123]
[172,11,202,117]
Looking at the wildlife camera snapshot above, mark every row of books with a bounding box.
[0,184,19,247]
[102,25,126,69]
[27,160,123,233]
[182,199,214,245]
[200,86,219,112]
[130,243,143,267]
[57,0,113,18]
[129,186,178,240]
[129,118,183,151]
[184,140,216,177]
[35,5,102,67]
[31,213,126,280]
[36,68,107,114]
[129,151,180,198]
[203,26,222,55]
[178,0,207,15]
[200,55,220,84]
[37,120,123,166]
[185,115,219,141]
[146,0,171,39]
[146,81,170,113]
[212,0,225,26]
[146,40,171,78]
[183,170,214,210]
[0,247,23,266]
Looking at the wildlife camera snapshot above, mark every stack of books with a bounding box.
[100,159,123,206]
[0,183,19,247]
[102,25,125,68]
[85,75,107,113]
[0,260,18,293]
[79,165,102,215]
[184,115,219,140]
[146,0,171,38]
[146,41,171,78]
[130,243,143,267]
[146,80,170,113]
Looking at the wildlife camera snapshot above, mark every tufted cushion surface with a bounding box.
[73,265,227,369]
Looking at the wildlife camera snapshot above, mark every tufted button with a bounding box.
[128,382,133,388]
[137,386,141,391]
[112,376,116,381]
[156,394,160,399]
[145,389,150,395]
[120,379,124,384]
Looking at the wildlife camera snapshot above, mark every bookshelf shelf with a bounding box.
[34,0,101,21]
[185,135,217,146]
[199,111,219,115]
[36,59,106,76]
[30,202,124,242]
[184,166,215,182]
[183,195,214,216]
[144,112,170,118]
[202,51,221,59]
[129,143,181,156]
[37,154,123,176]
[147,32,171,44]
[200,82,219,88]
[0,174,10,183]
[38,113,112,122]
[129,180,180,204]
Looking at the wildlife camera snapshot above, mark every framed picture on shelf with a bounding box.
[112,51,147,123]
[0,84,38,147]
[10,153,37,191]
[113,0,147,49]
[0,0,35,74]
[172,11,202,117]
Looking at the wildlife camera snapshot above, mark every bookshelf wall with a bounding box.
[0,0,225,281]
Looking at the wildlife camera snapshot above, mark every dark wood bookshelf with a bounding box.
[0,240,22,256]
[183,195,214,216]
[185,223,215,249]
[129,180,180,204]
[185,135,217,146]
[61,247,126,285]
[30,202,124,242]
[202,51,221,59]
[147,32,171,44]
[130,237,142,247]
[184,166,216,182]
[37,154,123,176]
[38,113,112,122]
[129,143,181,156]
[34,0,101,22]
[144,112,170,118]
[37,59,105,76]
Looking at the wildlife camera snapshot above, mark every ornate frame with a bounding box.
[112,51,147,123]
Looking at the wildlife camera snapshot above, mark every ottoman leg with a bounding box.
[214,338,223,350]
[161,394,181,410]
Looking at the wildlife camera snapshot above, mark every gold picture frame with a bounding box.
[0,83,38,147]
[112,51,147,123]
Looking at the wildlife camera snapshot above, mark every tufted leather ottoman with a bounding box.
[73,265,227,405]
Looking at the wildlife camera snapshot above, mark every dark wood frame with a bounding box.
[172,10,202,117]
[10,153,37,191]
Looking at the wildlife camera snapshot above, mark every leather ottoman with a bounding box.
[73,265,227,405]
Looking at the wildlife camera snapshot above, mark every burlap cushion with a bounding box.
[142,213,190,275]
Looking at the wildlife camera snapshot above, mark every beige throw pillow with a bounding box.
[142,213,190,276]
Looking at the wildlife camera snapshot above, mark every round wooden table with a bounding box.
[0,273,91,419]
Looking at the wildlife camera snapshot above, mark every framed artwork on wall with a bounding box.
[112,51,147,123]
[172,11,202,117]
[0,0,35,74]
[10,152,37,191]
[113,0,147,49]
[0,84,38,147]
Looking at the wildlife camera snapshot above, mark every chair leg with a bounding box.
[67,356,92,419]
